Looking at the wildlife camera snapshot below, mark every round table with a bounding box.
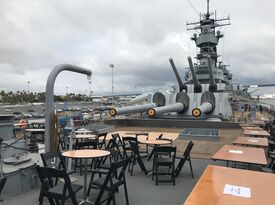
[75,130,95,134]
[62,150,110,204]
[75,134,97,140]
[25,128,45,133]
[138,139,171,145]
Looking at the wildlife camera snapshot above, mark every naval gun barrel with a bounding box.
[109,103,156,116]
[147,103,184,117]
[208,55,218,92]
[169,58,187,92]
[147,92,189,117]
[192,91,215,117]
[188,56,202,93]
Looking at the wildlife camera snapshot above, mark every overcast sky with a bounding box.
[0,0,275,96]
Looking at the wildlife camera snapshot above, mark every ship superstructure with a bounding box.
[185,0,231,85]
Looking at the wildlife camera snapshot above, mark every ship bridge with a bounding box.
[186,0,231,85]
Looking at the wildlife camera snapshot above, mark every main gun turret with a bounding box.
[192,91,215,117]
[147,92,189,117]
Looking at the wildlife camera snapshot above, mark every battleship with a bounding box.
[108,0,249,122]
[0,1,272,204]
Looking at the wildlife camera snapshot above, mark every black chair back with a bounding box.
[89,159,130,205]
[153,146,177,185]
[40,151,66,170]
[154,146,176,160]
[129,140,148,175]
[111,133,123,146]
[0,177,7,195]
[155,145,176,152]
[110,133,124,160]
[76,140,97,150]
[175,141,194,178]
[40,151,75,176]
[97,132,107,149]
[122,136,137,157]
[111,158,129,181]
[36,165,82,205]
[99,138,120,165]
[156,134,163,140]
[183,141,194,159]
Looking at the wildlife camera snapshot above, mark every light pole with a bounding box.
[110,64,114,105]
[88,80,91,97]
[27,81,30,94]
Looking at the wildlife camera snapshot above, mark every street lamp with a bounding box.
[109,64,114,105]
[27,81,30,94]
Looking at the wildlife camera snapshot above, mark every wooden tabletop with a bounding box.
[75,134,96,139]
[124,132,148,136]
[251,120,266,125]
[233,137,268,147]
[75,130,95,134]
[184,165,275,205]
[149,132,178,140]
[62,149,110,159]
[211,145,267,165]
[242,126,264,131]
[240,123,257,127]
[243,130,270,137]
[25,128,45,132]
[138,139,171,145]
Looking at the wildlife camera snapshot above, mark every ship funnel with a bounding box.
[187,56,202,93]
[208,55,217,92]
[169,58,187,92]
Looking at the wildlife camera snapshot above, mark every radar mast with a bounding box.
[185,0,231,84]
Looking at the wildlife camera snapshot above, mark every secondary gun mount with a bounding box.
[192,91,215,117]
[147,92,189,117]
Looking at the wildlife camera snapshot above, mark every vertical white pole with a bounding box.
[67,119,75,171]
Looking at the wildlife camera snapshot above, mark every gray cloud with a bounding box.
[0,0,275,96]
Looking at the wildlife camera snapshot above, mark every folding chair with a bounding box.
[153,146,177,185]
[36,166,82,205]
[0,177,7,195]
[175,141,194,178]
[87,159,130,205]
[97,132,107,149]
